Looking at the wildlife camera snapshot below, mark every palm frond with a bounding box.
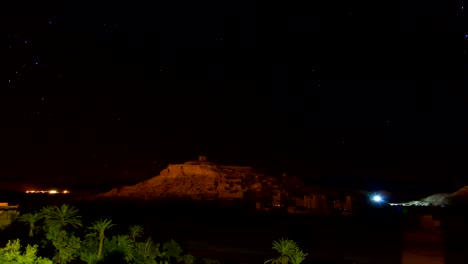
[88,219,114,238]
[129,225,144,242]
[287,249,308,264]
[272,238,298,255]
[265,239,301,264]
[45,204,82,230]
[17,212,42,224]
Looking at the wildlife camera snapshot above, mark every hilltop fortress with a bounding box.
[98,156,359,215]
[98,156,270,200]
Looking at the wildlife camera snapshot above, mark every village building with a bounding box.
[0,202,19,230]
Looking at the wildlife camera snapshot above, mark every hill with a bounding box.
[97,159,292,200]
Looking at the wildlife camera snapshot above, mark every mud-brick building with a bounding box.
[0,202,19,230]
[288,186,366,216]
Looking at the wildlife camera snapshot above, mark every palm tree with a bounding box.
[80,235,99,264]
[104,235,134,262]
[133,237,160,264]
[264,239,299,264]
[40,205,55,219]
[80,250,99,264]
[44,204,82,231]
[162,239,183,262]
[128,225,144,244]
[287,248,308,264]
[39,206,55,234]
[88,219,115,259]
[17,212,43,237]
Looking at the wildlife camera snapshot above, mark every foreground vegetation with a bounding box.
[1,204,308,264]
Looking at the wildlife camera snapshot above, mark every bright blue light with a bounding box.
[372,195,383,202]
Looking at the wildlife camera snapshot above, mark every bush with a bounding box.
[0,239,53,264]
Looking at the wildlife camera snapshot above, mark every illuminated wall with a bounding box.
[0,205,19,230]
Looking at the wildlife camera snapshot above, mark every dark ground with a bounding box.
[2,193,404,264]
[4,193,468,263]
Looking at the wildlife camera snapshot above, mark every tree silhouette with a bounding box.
[0,239,53,264]
[48,230,81,264]
[43,204,82,231]
[80,234,99,264]
[287,248,308,264]
[128,225,144,244]
[88,219,115,259]
[104,235,134,262]
[161,239,194,264]
[40,205,82,264]
[265,239,303,264]
[17,212,43,237]
[133,238,160,264]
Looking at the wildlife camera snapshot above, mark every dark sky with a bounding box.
[1,0,467,194]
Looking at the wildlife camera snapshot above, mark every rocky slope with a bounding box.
[98,161,266,200]
[393,186,468,207]
[420,193,452,206]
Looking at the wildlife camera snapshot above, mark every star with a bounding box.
[385,120,391,128]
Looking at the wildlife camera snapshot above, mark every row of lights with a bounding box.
[26,190,69,194]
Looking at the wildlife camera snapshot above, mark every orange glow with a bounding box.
[25,189,69,194]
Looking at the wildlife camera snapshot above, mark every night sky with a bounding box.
[1,0,467,194]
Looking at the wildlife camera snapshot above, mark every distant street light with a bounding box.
[372,195,383,202]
